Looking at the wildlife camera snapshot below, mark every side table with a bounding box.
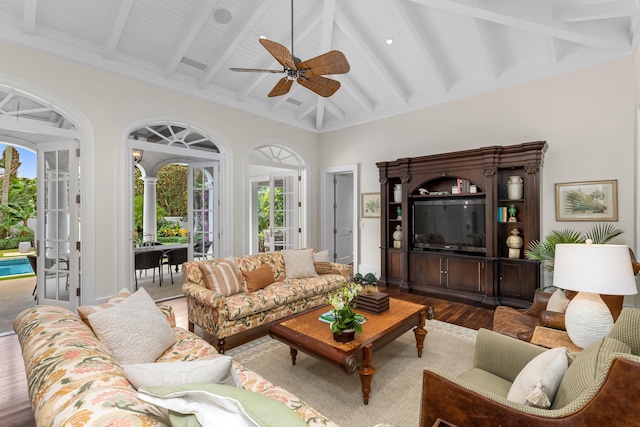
[531,326,582,353]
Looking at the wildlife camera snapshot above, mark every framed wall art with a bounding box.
[555,180,618,221]
[361,192,381,218]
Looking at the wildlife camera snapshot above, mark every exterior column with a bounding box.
[142,176,158,242]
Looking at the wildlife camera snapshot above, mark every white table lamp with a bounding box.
[553,242,638,348]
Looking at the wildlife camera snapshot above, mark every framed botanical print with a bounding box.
[555,180,618,221]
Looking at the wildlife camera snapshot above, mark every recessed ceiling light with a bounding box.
[213,8,232,24]
[386,38,394,45]
[259,35,267,40]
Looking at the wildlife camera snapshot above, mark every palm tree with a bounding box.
[525,223,624,272]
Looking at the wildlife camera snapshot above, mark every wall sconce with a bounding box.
[132,149,144,164]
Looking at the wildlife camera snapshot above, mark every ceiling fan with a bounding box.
[229,0,350,98]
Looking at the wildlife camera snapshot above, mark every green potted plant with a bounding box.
[525,223,623,273]
[326,281,366,342]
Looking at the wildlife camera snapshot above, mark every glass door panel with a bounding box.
[37,141,79,310]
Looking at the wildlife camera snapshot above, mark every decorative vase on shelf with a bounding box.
[507,176,523,200]
[393,184,402,203]
[506,228,524,259]
[393,225,402,248]
[333,329,356,343]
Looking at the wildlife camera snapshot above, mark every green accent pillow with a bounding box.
[139,383,307,427]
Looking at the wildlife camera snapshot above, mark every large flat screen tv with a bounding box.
[412,198,486,253]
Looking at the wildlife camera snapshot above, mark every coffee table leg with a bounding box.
[413,310,427,358]
[359,344,375,405]
[290,347,297,365]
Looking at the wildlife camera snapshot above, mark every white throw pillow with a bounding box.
[281,249,318,279]
[313,250,330,263]
[546,289,570,313]
[124,357,242,390]
[507,347,569,408]
[88,288,176,365]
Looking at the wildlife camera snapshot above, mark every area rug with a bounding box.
[227,320,477,427]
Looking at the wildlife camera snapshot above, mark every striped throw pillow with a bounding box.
[197,260,243,296]
[77,288,132,325]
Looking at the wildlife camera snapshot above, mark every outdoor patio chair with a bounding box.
[134,249,163,289]
[162,247,188,284]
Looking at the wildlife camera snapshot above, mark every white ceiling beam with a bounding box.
[23,0,37,36]
[387,1,448,94]
[163,0,217,78]
[314,0,337,130]
[467,18,497,81]
[198,0,275,89]
[315,98,325,131]
[331,75,374,112]
[554,0,638,23]
[269,85,302,111]
[334,5,409,102]
[296,101,316,120]
[324,99,344,121]
[103,0,134,60]
[407,0,632,52]
[543,36,558,66]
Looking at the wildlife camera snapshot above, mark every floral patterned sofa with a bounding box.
[181,250,352,353]
[14,304,338,427]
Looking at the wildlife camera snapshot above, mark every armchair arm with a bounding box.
[539,311,566,330]
[519,291,552,317]
[420,356,640,427]
[474,329,547,382]
[328,262,353,278]
[181,281,227,311]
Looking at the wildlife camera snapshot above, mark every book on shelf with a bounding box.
[498,207,507,222]
[456,179,471,194]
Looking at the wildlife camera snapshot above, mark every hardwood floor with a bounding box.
[2,289,494,427]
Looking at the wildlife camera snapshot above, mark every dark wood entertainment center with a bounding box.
[377,141,548,309]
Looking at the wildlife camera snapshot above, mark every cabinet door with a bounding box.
[499,259,539,303]
[387,249,403,279]
[445,256,485,293]
[409,252,444,287]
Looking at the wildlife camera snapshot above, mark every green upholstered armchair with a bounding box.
[420,307,640,427]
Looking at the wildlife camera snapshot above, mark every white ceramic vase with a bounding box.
[507,175,523,200]
[393,184,402,203]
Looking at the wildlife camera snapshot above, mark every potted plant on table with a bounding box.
[327,281,366,343]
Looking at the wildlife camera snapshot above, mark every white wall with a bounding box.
[319,58,637,288]
[1,40,637,301]
[0,41,320,302]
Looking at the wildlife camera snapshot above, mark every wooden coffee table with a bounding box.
[268,298,430,404]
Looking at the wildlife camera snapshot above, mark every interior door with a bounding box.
[189,162,218,260]
[36,141,80,310]
[334,173,353,264]
[268,171,299,251]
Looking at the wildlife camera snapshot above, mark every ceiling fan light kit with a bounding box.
[229,0,349,98]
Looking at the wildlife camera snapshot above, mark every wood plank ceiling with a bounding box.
[0,0,637,132]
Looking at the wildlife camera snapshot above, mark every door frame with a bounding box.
[119,121,229,292]
[320,164,359,271]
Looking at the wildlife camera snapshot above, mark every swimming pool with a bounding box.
[0,257,35,277]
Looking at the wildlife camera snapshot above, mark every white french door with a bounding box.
[267,171,299,251]
[36,141,80,310]
[189,162,219,259]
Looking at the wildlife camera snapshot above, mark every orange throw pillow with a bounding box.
[242,264,275,292]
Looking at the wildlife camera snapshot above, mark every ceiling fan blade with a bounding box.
[229,68,283,73]
[298,50,350,76]
[268,78,294,97]
[259,39,297,70]
[297,75,341,98]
